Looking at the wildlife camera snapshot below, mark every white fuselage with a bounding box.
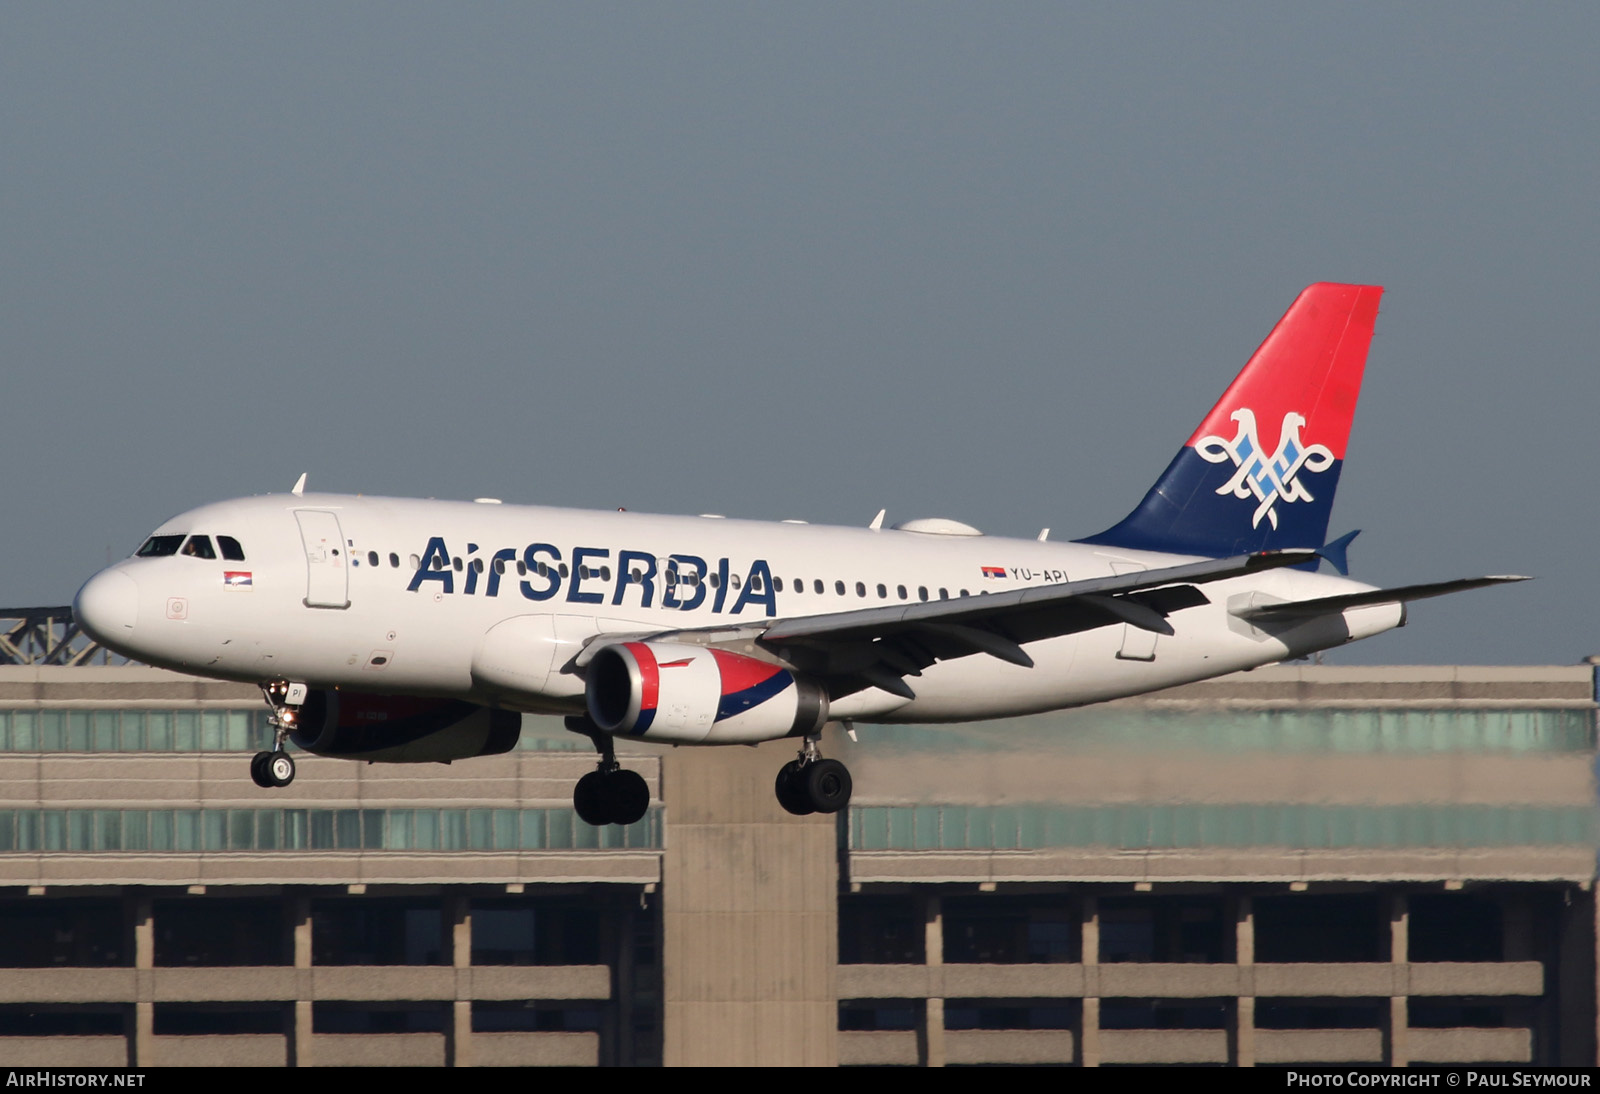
[74,492,1401,729]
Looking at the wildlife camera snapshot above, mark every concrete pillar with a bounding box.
[1571,886,1600,1065]
[130,893,153,1067]
[447,892,472,1067]
[660,740,838,1066]
[1388,892,1409,1067]
[1233,895,1255,1067]
[609,901,636,1067]
[1499,893,1540,1059]
[920,894,945,1067]
[1080,895,1100,1067]
[289,894,312,1068]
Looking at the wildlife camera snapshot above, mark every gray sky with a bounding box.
[2,4,1595,664]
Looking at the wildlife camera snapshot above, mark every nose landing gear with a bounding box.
[250,749,296,789]
[251,681,305,789]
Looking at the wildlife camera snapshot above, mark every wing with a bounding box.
[575,549,1319,700]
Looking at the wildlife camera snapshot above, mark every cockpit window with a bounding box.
[135,535,184,558]
[181,536,217,560]
[217,536,245,561]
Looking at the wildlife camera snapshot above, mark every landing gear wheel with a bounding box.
[574,770,610,826]
[603,769,650,826]
[803,758,852,814]
[265,752,296,788]
[249,751,273,788]
[775,760,815,816]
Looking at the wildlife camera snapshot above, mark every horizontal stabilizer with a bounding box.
[1235,575,1530,621]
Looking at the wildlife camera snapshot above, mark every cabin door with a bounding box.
[295,510,350,609]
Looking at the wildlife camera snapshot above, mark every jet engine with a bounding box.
[585,641,828,744]
[289,689,522,763]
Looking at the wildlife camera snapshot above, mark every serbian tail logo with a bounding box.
[1196,409,1335,530]
[1080,282,1381,558]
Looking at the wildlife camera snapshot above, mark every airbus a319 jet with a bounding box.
[73,284,1522,825]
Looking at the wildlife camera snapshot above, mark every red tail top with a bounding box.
[1185,283,1383,461]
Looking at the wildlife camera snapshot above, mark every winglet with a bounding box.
[291,473,307,497]
[1317,529,1362,576]
[868,509,886,531]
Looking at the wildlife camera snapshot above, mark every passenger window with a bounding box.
[814,579,824,595]
[600,566,611,582]
[472,559,484,573]
[182,536,217,560]
[136,535,185,558]
[897,585,907,600]
[367,551,379,567]
[430,556,443,571]
[835,580,845,596]
[960,589,969,597]
[389,553,400,568]
[731,575,741,589]
[876,584,887,599]
[559,563,569,579]
[709,573,721,589]
[918,586,928,601]
[517,562,527,576]
[452,558,463,572]
[410,554,421,569]
[494,559,505,575]
[856,582,866,598]
[939,588,949,600]
[218,536,246,561]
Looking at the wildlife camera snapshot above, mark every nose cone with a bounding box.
[74,569,140,647]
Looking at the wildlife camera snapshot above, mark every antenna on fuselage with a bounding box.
[868,509,886,530]
[1037,528,1050,542]
[291,473,307,497]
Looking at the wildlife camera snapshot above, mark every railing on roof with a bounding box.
[0,606,123,666]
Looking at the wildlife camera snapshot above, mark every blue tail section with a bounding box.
[1079,283,1382,558]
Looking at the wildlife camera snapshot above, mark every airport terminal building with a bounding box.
[0,608,1593,1066]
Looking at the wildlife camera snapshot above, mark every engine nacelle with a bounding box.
[289,690,522,763]
[585,642,829,744]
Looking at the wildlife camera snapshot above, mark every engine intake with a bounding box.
[586,642,828,744]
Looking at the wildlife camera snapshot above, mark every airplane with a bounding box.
[72,283,1524,826]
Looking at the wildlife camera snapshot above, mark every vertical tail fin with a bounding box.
[1080,282,1383,557]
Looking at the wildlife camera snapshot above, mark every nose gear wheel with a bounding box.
[251,681,304,789]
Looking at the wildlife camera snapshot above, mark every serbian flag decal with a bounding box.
[223,571,253,589]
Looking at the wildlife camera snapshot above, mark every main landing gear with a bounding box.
[251,681,304,789]
[774,734,852,817]
[566,716,650,828]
